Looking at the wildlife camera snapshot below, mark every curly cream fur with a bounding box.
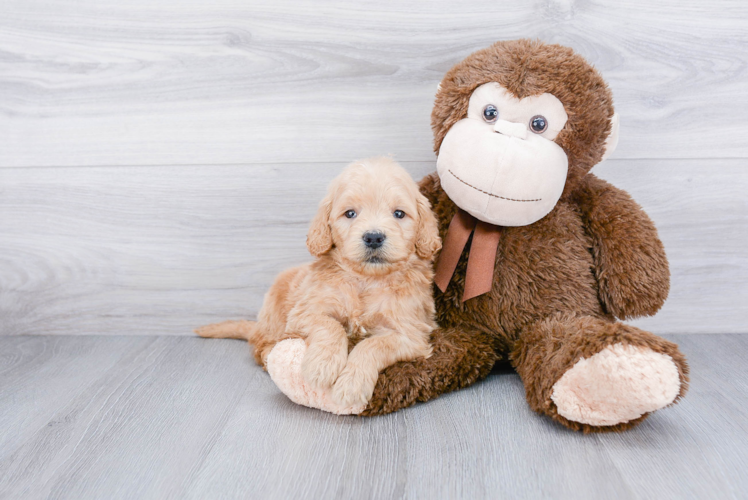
[197,157,441,408]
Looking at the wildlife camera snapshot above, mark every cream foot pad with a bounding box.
[266,339,365,415]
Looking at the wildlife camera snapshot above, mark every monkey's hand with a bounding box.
[267,339,366,415]
[574,174,670,320]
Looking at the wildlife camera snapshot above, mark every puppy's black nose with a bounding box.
[363,231,386,249]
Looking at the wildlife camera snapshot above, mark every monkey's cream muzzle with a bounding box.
[493,119,528,140]
[437,118,568,227]
[436,82,572,227]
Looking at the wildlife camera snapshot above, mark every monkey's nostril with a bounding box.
[362,231,386,249]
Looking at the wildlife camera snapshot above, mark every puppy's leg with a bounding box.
[299,315,349,390]
[195,320,256,340]
[332,331,431,408]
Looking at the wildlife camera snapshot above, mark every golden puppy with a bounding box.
[197,157,441,407]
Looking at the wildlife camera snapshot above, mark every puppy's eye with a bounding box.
[344,210,357,219]
[393,210,405,219]
[482,104,499,123]
[530,115,548,134]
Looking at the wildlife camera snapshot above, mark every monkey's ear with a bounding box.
[601,112,620,162]
[415,192,442,260]
[306,194,333,257]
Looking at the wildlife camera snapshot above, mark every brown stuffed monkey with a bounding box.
[266,39,689,432]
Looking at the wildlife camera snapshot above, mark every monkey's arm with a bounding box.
[574,173,670,320]
[362,326,498,416]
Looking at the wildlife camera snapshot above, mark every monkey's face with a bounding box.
[436,82,570,227]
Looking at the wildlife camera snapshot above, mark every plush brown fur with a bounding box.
[363,40,689,431]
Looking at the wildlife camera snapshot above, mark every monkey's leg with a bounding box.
[362,327,498,416]
[511,314,689,432]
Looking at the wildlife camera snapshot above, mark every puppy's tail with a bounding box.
[195,320,257,342]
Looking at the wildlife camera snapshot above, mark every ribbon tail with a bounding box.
[433,209,476,293]
[463,221,501,302]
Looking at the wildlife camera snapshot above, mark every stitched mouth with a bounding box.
[447,169,541,202]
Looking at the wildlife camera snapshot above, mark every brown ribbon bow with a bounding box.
[434,209,502,302]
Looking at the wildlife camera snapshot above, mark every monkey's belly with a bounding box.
[434,204,606,352]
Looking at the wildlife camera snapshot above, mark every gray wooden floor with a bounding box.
[1,334,745,499]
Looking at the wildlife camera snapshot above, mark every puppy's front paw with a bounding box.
[301,343,347,389]
[332,364,378,408]
[267,339,366,415]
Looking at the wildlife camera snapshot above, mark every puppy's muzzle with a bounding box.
[362,231,386,250]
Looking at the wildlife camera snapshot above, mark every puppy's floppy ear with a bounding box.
[415,191,442,259]
[307,193,333,257]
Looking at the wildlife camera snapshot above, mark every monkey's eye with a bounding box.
[393,210,405,219]
[482,104,499,123]
[344,210,357,219]
[530,115,548,134]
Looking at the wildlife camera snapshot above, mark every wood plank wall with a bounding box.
[1,0,746,335]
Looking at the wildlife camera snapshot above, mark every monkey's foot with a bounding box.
[551,343,681,426]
